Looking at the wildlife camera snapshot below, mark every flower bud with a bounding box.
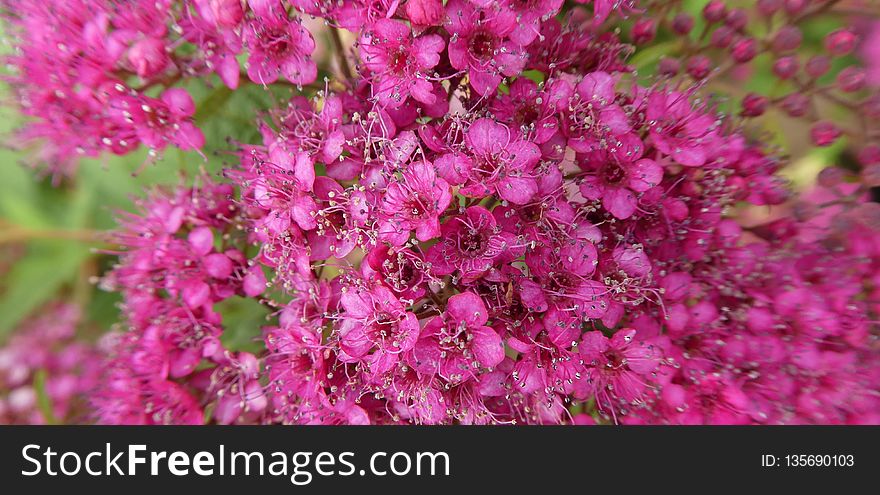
[771,26,802,53]
[128,37,169,78]
[772,56,799,79]
[859,145,880,166]
[658,57,681,77]
[805,55,831,78]
[757,0,782,16]
[810,121,841,147]
[817,166,846,188]
[711,25,735,48]
[731,38,757,63]
[825,29,858,56]
[672,13,694,35]
[862,164,880,187]
[780,92,809,117]
[725,8,748,31]
[686,55,712,79]
[741,93,768,117]
[866,94,880,119]
[209,0,244,28]
[783,0,808,15]
[837,67,866,92]
[405,0,445,27]
[631,19,657,45]
[703,0,727,23]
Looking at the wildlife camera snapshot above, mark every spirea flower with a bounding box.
[3,0,879,426]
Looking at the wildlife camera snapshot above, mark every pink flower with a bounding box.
[378,157,453,246]
[489,77,572,144]
[426,206,518,283]
[645,89,720,167]
[445,0,526,95]
[360,19,445,108]
[337,285,420,376]
[363,246,430,300]
[306,177,370,259]
[436,118,542,204]
[520,241,608,319]
[578,329,659,413]
[405,0,445,27]
[563,71,632,154]
[264,323,326,405]
[500,0,564,46]
[111,88,205,152]
[274,96,346,176]
[411,292,505,383]
[578,155,663,219]
[244,10,316,85]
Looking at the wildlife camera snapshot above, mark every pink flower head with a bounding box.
[405,0,445,27]
[378,158,453,246]
[582,0,640,26]
[360,19,445,108]
[308,176,370,259]
[338,285,420,376]
[645,89,721,167]
[445,0,527,95]
[264,323,326,404]
[244,9,317,85]
[437,118,542,204]
[493,165,586,246]
[578,154,663,219]
[275,95,346,173]
[564,71,632,153]
[363,246,430,300]
[490,77,572,144]
[520,241,608,319]
[499,0,564,46]
[412,292,505,383]
[579,329,659,409]
[112,88,205,152]
[427,206,519,284]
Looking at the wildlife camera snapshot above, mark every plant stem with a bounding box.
[0,227,103,245]
[330,27,353,82]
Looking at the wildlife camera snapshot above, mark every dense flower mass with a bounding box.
[0,305,99,424]
[1,0,879,425]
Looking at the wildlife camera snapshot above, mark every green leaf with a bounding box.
[0,240,91,340]
[217,296,270,354]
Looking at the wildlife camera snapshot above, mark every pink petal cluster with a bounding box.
[0,305,100,424]
[2,0,878,425]
[1,0,317,177]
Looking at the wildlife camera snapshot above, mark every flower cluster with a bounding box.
[3,1,879,424]
[1,0,318,177]
[91,173,273,424]
[631,0,880,156]
[0,304,99,424]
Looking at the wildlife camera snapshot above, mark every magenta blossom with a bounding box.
[412,292,505,383]
[359,19,445,108]
[578,154,663,219]
[520,241,608,320]
[244,9,316,85]
[378,157,453,246]
[644,89,720,167]
[578,329,659,411]
[445,0,527,95]
[437,118,542,204]
[427,206,519,284]
[337,285,420,377]
[490,78,572,144]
